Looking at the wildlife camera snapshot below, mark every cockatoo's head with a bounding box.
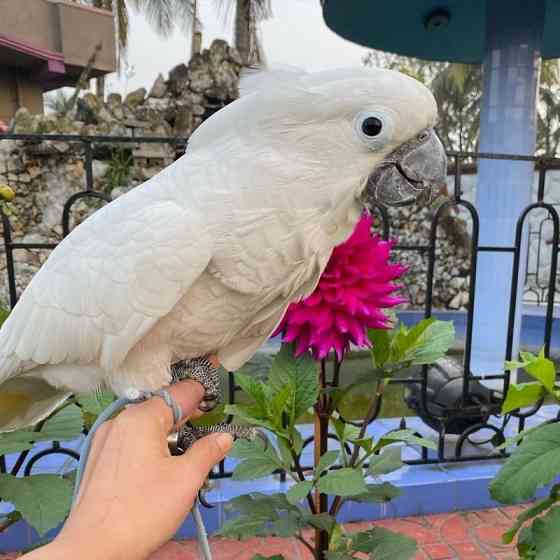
[190,66,446,212]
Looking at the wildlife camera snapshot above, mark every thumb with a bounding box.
[171,432,233,492]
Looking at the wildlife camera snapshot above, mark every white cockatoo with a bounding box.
[0,67,446,432]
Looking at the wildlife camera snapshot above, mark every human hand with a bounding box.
[24,379,232,560]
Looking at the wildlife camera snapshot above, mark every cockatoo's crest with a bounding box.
[239,65,308,98]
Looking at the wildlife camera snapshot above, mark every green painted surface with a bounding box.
[322,0,560,62]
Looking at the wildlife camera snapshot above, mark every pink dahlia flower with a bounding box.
[274,213,406,360]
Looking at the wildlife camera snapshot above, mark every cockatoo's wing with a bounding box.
[0,179,212,382]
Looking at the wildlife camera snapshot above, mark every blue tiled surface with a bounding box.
[3,407,558,552]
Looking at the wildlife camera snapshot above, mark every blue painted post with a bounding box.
[471,1,545,380]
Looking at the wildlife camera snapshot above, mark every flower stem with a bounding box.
[329,380,386,518]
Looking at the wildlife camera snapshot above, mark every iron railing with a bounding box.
[0,134,558,490]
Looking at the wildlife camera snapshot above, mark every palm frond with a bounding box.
[131,0,195,35]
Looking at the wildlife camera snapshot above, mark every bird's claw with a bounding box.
[171,356,220,413]
[171,422,267,455]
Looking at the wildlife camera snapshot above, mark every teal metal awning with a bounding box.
[321,0,560,62]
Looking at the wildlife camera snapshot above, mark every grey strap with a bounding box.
[145,389,183,427]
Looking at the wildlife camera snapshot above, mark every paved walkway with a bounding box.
[148,506,523,560]
[0,506,522,559]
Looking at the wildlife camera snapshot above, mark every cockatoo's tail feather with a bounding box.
[0,66,445,431]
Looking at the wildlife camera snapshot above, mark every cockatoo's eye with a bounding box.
[361,117,383,137]
[354,110,394,151]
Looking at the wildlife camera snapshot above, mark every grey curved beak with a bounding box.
[363,128,447,208]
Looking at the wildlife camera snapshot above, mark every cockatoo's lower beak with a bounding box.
[363,128,447,208]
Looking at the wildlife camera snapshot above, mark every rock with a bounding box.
[125,87,147,107]
[149,73,167,98]
[97,106,114,123]
[11,108,34,133]
[92,160,109,180]
[168,63,189,95]
[107,93,122,109]
[228,46,243,66]
[174,106,193,137]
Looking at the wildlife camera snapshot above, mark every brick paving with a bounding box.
[0,506,523,559]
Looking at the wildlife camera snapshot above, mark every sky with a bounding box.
[106,0,368,94]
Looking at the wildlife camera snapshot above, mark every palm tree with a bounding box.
[215,0,271,67]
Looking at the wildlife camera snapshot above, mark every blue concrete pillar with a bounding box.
[471,0,544,379]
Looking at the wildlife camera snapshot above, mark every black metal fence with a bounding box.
[0,134,559,488]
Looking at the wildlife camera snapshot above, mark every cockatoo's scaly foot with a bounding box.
[169,421,267,455]
[170,357,220,412]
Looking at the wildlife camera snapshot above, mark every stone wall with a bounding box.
[0,43,472,311]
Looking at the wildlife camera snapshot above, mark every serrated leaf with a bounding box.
[532,506,560,559]
[376,429,438,451]
[276,438,293,468]
[368,328,392,368]
[350,482,401,503]
[223,404,278,433]
[351,527,417,560]
[232,458,279,481]
[401,320,455,365]
[271,512,304,537]
[368,447,403,476]
[490,423,560,504]
[305,513,336,532]
[217,515,271,539]
[234,372,269,412]
[317,468,367,497]
[76,391,116,417]
[0,405,84,456]
[502,383,545,414]
[524,357,556,393]
[0,474,72,536]
[287,481,314,505]
[231,439,282,481]
[269,345,318,420]
[316,450,340,476]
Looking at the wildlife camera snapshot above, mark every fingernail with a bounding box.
[216,433,234,455]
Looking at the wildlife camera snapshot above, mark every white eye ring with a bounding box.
[353,110,394,151]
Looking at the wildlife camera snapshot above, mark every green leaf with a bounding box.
[376,429,438,451]
[231,439,282,481]
[351,527,417,560]
[317,468,367,497]
[232,458,279,481]
[269,345,318,420]
[532,506,560,559]
[271,512,306,537]
[76,391,116,417]
[276,438,294,469]
[0,405,84,456]
[400,320,455,365]
[217,515,271,539]
[223,404,278,434]
[524,357,556,393]
[304,513,336,533]
[490,423,560,504]
[517,526,537,559]
[502,383,545,414]
[351,482,402,503]
[368,447,403,476]
[252,556,286,560]
[502,489,560,544]
[286,481,314,505]
[39,405,84,441]
[316,450,340,476]
[369,328,392,369]
[234,372,269,412]
[0,474,72,536]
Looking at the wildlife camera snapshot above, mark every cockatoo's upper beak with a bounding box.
[363,128,447,208]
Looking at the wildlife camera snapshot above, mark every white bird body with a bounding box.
[0,68,442,431]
